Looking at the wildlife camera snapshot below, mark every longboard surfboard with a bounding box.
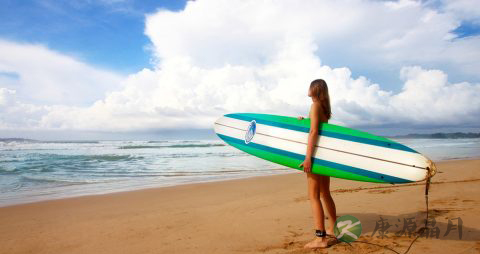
[214,113,437,184]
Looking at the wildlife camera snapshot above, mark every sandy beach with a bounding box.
[1,158,479,253]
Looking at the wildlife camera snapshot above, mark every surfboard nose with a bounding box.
[213,115,226,140]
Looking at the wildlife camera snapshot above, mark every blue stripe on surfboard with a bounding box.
[217,133,413,183]
[225,113,418,154]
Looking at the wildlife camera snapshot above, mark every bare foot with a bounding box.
[303,237,328,249]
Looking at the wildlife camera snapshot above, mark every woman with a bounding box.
[298,79,337,249]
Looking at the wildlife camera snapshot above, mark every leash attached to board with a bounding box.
[345,160,437,254]
[403,160,437,253]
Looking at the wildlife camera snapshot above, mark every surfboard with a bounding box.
[213,113,437,184]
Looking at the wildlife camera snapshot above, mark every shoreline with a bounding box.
[1,158,479,253]
[2,156,480,209]
[0,169,295,208]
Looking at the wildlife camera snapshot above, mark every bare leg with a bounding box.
[319,175,337,235]
[308,172,325,230]
[304,172,328,249]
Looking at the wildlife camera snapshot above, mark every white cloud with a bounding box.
[1,0,479,133]
[0,40,124,106]
[0,87,49,129]
[145,0,480,81]
[0,87,15,107]
[441,0,480,23]
[391,66,480,125]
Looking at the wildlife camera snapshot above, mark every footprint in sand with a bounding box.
[367,189,397,194]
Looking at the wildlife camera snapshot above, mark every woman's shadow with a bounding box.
[328,210,477,249]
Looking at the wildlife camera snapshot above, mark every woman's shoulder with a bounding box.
[311,102,323,111]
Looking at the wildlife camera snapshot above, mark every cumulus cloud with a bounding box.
[0,87,49,129]
[441,0,480,23]
[146,0,480,82]
[0,40,124,106]
[0,0,479,133]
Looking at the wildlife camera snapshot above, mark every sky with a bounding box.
[0,0,479,140]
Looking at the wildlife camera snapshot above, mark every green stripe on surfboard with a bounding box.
[227,139,386,183]
[236,113,392,143]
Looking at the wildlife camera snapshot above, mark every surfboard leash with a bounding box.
[338,161,436,254]
[402,160,436,254]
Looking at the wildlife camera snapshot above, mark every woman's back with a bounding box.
[309,102,328,124]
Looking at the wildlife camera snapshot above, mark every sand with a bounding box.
[1,158,479,253]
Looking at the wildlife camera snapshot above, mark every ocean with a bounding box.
[1,138,479,207]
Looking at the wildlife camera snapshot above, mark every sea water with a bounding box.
[1,138,479,207]
[0,140,291,207]
[391,138,480,161]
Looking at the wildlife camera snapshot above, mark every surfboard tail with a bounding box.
[426,159,437,179]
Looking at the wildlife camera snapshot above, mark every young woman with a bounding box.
[298,79,337,249]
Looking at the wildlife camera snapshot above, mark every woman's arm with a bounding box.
[306,104,320,160]
[299,104,320,173]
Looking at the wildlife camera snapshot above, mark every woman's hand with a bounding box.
[297,116,304,120]
[299,158,312,173]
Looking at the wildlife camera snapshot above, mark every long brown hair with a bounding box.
[309,79,332,120]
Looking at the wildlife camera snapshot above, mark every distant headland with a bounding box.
[0,138,38,142]
[388,132,480,139]
[1,131,480,142]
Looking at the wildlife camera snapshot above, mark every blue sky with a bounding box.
[453,21,480,38]
[1,0,479,84]
[0,0,187,74]
[0,0,479,140]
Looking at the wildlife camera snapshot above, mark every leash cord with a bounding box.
[339,166,433,254]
